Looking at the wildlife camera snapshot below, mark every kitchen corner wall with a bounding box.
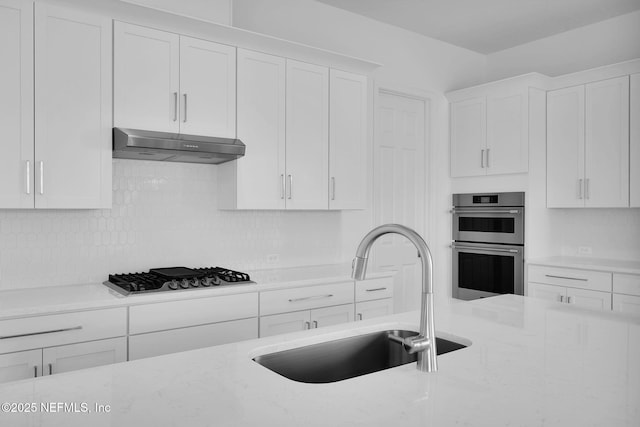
[0,159,342,290]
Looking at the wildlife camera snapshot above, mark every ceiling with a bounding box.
[314,0,640,54]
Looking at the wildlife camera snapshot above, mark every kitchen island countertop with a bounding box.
[0,294,638,426]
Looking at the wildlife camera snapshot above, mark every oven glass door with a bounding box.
[452,243,524,300]
[452,208,523,245]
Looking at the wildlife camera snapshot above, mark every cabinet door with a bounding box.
[486,91,528,175]
[329,69,367,210]
[220,49,286,209]
[547,85,585,208]
[113,22,179,132]
[285,60,329,209]
[179,36,236,137]
[355,299,394,321]
[0,349,41,383]
[0,0,33,209]
[129,318,257,360]
[612,293,640,316]
[566,288,612,311]
[585,76,630,207]
[629,73,640,207]
[34,5,112,208]
[42,337,126,375]
[450,97,486,177]
[310,304,354,328]
[527,282,565,303]
[259,311,311,338]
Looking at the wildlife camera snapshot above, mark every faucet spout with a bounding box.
[351,224,437,372]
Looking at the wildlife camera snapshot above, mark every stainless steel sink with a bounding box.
[253,330,468,383]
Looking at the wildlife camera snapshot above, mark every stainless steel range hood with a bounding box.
[113,128,245,164]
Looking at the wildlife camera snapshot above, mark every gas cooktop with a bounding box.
[103,266,254,296]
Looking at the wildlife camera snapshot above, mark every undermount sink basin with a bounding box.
[253,330,468,383]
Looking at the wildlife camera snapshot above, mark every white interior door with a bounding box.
[373,91,427,313]
[179,36,236,137]
[0,0,33,209]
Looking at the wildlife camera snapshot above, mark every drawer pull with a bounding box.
[288,294,333,303]
[304,321,310,330]
[357,313,363,321]
[545,274,587,282]
[48,363,53,375]
[312,320,318,328]
[0,325,82,340]
[34,366,38,378]
[365,287,387,292]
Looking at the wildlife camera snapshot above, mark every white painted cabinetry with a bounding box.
[631,73,640,208]
[0,1,112,209]
[329,69,367,210]
[612,273,640,316]
[0,308,127,383]
[354,276,394,321]
[448,75,543,178]
[547,76,630,208]
[114,21,236,137]
[259,304,354,338]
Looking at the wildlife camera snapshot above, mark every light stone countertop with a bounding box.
[0,263,394,320]
[528,256,640,275]
[0,294,638,426]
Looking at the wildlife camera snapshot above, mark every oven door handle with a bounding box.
[451,208,521,214]
[451,244,520,254]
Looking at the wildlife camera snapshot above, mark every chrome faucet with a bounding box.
[352,224,437,372]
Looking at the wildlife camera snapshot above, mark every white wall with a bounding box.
[486,10,640,81]
[119,0,233,25]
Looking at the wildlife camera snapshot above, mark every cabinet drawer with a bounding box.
[0,308,126,354]
[528,265,611,292]
[355,277,393,302]
[613,273,640,296]
[129,292,258,335]
[260,282,354,316]
[612,293,640,316]
[129,318,257,360]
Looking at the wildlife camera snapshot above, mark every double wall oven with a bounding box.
[452,192,525,300]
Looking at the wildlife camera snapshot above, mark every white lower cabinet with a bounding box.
[613,273,640,315]
[0,349,42,383]
[613,294,640,316]
[354,276,394,321]
[129,318,257,360]
[355,299,394,321]
[259,304,354,338]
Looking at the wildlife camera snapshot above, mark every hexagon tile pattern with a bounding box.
[0,160,343,289]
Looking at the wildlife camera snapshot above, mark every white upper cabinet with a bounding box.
[448,76,539,178]
[329,69,367,210]
[285,60,329,210]
[0,1,111,209]
[35,4,112,209]
[0,0,33,209]
[630,73,640,208]
[450,97,486,177]
[547,76,630,208]
[547,85,585,208]
[113,22,236,137]
[114,22,179,133]
[219,49,286,210]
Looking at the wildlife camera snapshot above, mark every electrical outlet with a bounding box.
[266,254,279,264]
[578,246,592,255]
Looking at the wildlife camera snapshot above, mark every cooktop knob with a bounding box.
[180,279,190,289]
[168,280,179,290]
[201,277,212,287]
[190,279,200,287]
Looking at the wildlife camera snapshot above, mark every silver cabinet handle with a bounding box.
[567,296,573,304]
[312,320,318,328]
[48,363,53,375]
[585,178,590,200]
[559,295,564,303]
[25,160,31,194]
[287,175,292,199]
[280,174,285,199]
[34,366,38,378]
[172,92,178,121]
[451,244,519,254]
[544,274,587,282]
[578,179,583,199]
[304,321,310,330]
[331,177,336,200]
[0,325,82,340]
[357,313,363,321]
[183,93,187,123]
[288,294,333,303]
[365,287,387,292]
[39,161,44,195]
[486,148,490,168]
[481,149,485,168]
[451,208,520,214]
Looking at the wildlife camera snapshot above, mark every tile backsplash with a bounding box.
[0,160,343,290]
